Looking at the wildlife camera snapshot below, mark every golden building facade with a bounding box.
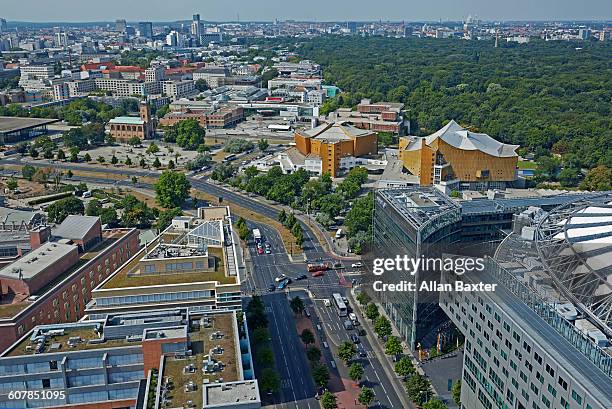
[294,122,377,176]
[399,120,518,187]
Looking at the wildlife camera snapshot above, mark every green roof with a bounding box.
[109,116,144,125]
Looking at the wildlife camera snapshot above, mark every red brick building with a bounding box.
[0,228,139,352]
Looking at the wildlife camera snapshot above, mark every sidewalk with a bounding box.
[294,305,361,409]
[348,287,414,409]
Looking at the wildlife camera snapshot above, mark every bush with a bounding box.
[27,191,74,206]
[224,138,254,154]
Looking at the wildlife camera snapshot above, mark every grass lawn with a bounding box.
[518,160,538,170]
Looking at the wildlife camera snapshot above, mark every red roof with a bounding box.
[111,65,144,73]
[81,62,115,71]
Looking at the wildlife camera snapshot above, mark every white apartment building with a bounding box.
[161,80,196,100]
[18,65,55,90]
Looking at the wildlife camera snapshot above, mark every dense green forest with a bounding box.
[285,36,610,169]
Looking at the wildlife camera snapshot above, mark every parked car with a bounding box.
[351,262,363,268]
[296,274,308,280]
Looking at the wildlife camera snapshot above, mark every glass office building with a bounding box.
[369,187,462,349]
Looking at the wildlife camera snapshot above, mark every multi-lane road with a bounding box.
[0,156,406,409]
[244,220,405,409]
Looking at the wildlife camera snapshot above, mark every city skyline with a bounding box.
[1,0,611,23]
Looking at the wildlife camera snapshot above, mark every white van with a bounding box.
[335,228,343,239]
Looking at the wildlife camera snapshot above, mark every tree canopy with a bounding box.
[164,118,206,150]
[154,171,191,208]
[279,35,611,169]
[47,196,84,223]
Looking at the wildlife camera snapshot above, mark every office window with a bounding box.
[534,352,542,365]
[558,376,567,390]
[571,390,582,405]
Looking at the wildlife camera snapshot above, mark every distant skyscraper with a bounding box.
[578,28,591,40]
[347,21,357,33]
[166,30,183,47]
[403,24,412,38]
[138,21,153,39]
[0,18,7,32]
[115,19,127,33]
[191,13,203,44]
[54,32,68,47]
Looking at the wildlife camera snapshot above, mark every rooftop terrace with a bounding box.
[101,244,235,289]
[160,313,240,409]
[5,322,130,357]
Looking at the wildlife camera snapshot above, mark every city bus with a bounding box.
[223,154,237,163]
[332,293,347,317]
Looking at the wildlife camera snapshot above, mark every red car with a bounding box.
[312,271,325,278]
[257,247,264,255]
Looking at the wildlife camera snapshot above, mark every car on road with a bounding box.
[323,299,331,307]
[277,280,289,290]
[351,262,363,268]
[296,274,308,280]
[267,284,276,292]
[265,248,271,254]
[275,274,287,282]
[357,345,367,357]
[349,312,359,325]
[311,271,325,278]
[332,261,343,269]
[257,247,264,255]
[357,328,366,336]
[351,333,360,344]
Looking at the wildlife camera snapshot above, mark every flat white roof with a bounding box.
[0,242,77,280]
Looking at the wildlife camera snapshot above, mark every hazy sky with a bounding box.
[1,0,610,22]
